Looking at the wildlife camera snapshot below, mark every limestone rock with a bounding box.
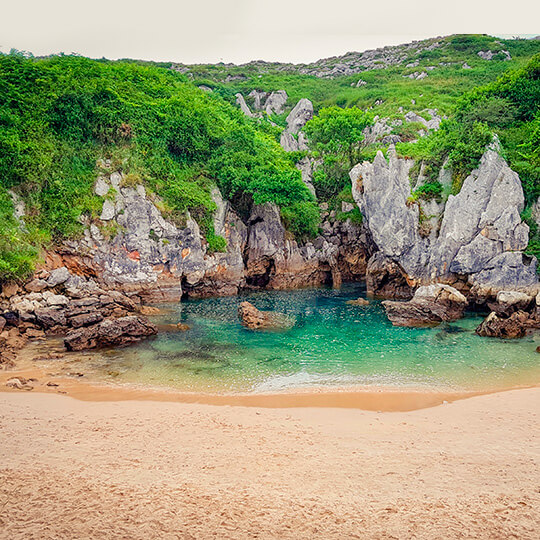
[351,142,537,296]
[285,98,313,135]
[265,91,288,116]
[100,199,116,221]
[238,301,294,330]
[46,267,71,287]
[489,290,534,316]
[475,310,536,339]
[365,252,413,300]
[64,315,157,351]
[235,93,253,117]
[383,284,468,327]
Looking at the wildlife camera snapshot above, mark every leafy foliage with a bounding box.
[304,106,373,200]
[0,52,317,279]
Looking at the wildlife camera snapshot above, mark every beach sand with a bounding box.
[0,387,539,539]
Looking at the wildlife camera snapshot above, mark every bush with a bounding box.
[280,201,320,240]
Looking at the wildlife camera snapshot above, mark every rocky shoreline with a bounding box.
[2,106,540,369]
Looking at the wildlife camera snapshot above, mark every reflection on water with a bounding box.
[20,284,540,393]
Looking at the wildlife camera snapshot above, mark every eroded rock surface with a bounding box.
[383,284,468,327]
[351,142,537,299]
[64,316,157,351]
[238,301,294,330]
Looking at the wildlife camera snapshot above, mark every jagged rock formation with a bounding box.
[0,269,159,356]
[350,142,538,300]
[476,310,538,339]
[244,203,366,289]
[235,93,253,116]
[280,98,313,152]
[236,90,288,118]
[383,284,468,327]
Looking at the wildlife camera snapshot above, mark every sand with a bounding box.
[0,388,539,539]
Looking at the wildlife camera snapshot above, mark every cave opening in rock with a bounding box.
[245,258,275,288]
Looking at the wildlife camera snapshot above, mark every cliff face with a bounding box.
[44,166,368,304]
[350,143,538,298]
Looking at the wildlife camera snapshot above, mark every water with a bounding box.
[48,283,540,394]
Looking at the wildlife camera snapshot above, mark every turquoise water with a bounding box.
[79,284,540,394]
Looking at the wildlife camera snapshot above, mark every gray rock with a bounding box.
[248,90,268,110]
[265,91,288,116]
[64,315,157,351]
[286,98,313,134]
[46,267,71,287]
[351,142,537,295]
[94,177,110,197]
[100,199,116,221]
[45,294,70,307]
[235,93,253,117]
[383,284,468,326]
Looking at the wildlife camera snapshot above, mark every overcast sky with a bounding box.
[1,0,538,64]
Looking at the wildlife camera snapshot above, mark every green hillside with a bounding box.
[0,34,539,281]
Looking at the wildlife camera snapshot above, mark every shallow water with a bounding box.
[30,283,540,394]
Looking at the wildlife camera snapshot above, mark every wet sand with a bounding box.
[0,361,533,411]
[1,387,539,538]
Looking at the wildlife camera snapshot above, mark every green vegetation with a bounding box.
[0,52,316,280]
[304,106,372,201]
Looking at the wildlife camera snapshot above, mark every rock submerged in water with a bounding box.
[382,284,468,327]
[64,316,157,351]
[347,297,370,306]
[238,301,294,330]
[476,310,539,339]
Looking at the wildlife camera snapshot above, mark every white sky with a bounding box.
[1,0,539,64]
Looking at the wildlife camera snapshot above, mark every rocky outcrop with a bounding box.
[67,169,250,302]
[235,93,253,117]
[0,265,161,356]
[365,252,413,299]
[475,311,538,339]
[237,90,288,117]
[280,98,313,152]
[383,284,468,327]
[475,291,539,339]
[244,202,368,290]
[238,301,294,330]
[264,91,288,115]
[351,141,538,300]
[64,316,157,351]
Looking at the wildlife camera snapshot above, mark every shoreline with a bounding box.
[1,362,538,411]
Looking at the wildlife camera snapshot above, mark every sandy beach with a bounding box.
[0,387,539,539]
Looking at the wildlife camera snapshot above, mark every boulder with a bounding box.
[346,297,369,306]
[69,312,104,328]
[35,308,67,329]
[238,301,294,330]
[285,98,313,135]
[475,311,534,339]
[24,279,48,293]
[64,315,157,351]
[265,91,288,116]
[383,284,468,327]
[488,290,534,317]
[46,267,71,287]
[0,316,5,332]
[235,93,253,117]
